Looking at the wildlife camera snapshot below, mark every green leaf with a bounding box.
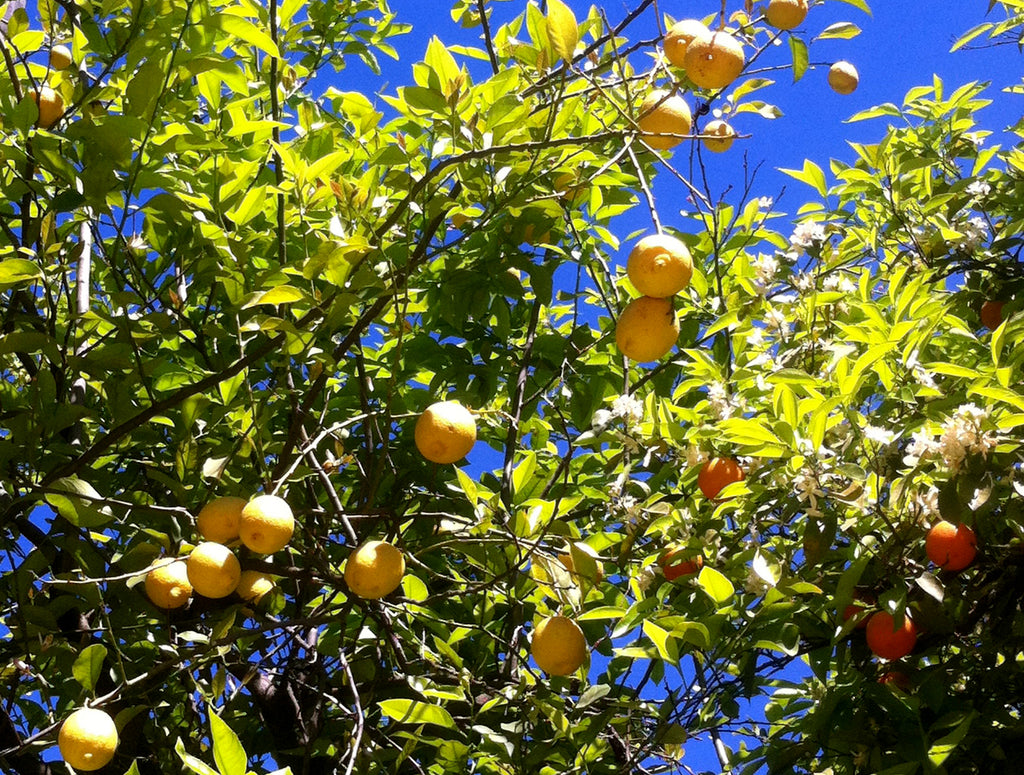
[45,477,114,528]
[202,14,280,59]
[209,710,247,775]
[698,566,734,606]
[72,644,107,693]
[928,712,977,765]
[788,36,808,83]
[643,620,679,665]
[242,286,309,308]
[0,259,41,285]
[779,161,827,197]
[718,417,783,447]
[175,738,219,775]
[378,699,455,729]
[814,22,862,41]
[834,0,872,15]
[577,684,611,709]
[546,0,579,61]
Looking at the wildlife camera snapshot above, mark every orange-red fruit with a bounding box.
[661,549,703,581]
[865,611,917,660]
[878,670,912,691]
[697,457,745,500]
[842,599,873,629]
[980,300,1004,330]
[925,520,977,572]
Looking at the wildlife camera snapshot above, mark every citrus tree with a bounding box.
[3,0,1024,774]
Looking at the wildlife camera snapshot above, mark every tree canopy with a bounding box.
[2,1,1024,774]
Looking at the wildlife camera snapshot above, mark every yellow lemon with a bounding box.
[765,0,808,30]
[196,496,246,544]
[627,234,693,298]
[828,61,859,95]
[531,615,587,676]
[637,90,692,151]
[414,401,477,464]
[30,86,64,128]
[144,559,192,609]
[58,708,118,772]
[683,31,745,90]
[701,119,737,153]
[664,18,710,70]
[239,495,295,554]
[615,296,679,362]
[345,540,405,600]
[49,44,73,70]
[187,542,241,598]
[236,569,275,603]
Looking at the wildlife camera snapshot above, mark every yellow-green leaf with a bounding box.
[377,699,455,729]
[547,0,579,62]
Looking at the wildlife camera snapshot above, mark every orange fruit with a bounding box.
[701,119,737,153]
[239,494,295,554]
[697,457,745,500]
[144,559,192,609]
[878,670,912,691]
[865,611,917,660]
[660,548,703,581]
[765,0,808,30]
[531,615,587,676]
[841,593,874,629]
[626,233,693,298]
[196,496,246,544]
[828,61,859,95]
[415,400,477,464]
[30,86,64,128]
[186,542,241,598]
[49,44,73,70]
[663,18,710,69]
[980,300,1004,330]
[637,90,692,151]
[614,296,679,362]
[344,540,405,599]
[58,708,118,771]
[925,520,977,572]
[683,31,745,90]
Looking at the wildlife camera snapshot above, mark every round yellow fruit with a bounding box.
[683,31,745,90]
[196,496,246,544]
[663,18,710,69]
[627,234,693,298]
[236,569,275,603]
[144,559,192,609]
[344,540,405,600]
[414,401,477,464]
[765,0,808,30]
[637,90,692,151]
[239,494,294,554]
[615,296,679,362]
[58,708,118,772]
[49,44,73,70]
[828,61,859,95]
[31,86,64,129]
[531,615,587,676]
[187,542,241,598]
[702,119,737,153]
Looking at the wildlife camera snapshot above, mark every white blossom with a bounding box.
[757,196,774,211]
[912,486,939,520]
[864,426,895,446]
[635,566,657,592]
[793,272,815,293]
[789,221,826,254]
[752,253,779,291]
[764,305,789,333]
[707,382,737,420]
[966,180,991,199]
[957,216,988,250]
[935,404,997,473]
[822,273,856,294]
[904,428,939,467]
[793,470,824,510]
[612,394,644,426]
[685,445,707,468]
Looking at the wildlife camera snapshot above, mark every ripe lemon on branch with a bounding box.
[58,708,118,771]
[636,90,692,151]
[683,31,745,90]
[187,542,241,598]
[240,495,294,554]
[615,296,679,362]
[415,401,477,464]
[345,540,405,599]
[627,233,693,298]
[145,558,192,609]
[531,615,587,676]
[196,496,246,543]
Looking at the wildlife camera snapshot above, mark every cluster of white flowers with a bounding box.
[863,425,895,446]
[789,221,826,255]
[635,565,658,592]
[793,469,825,517]
[763,304,789,333]
[957,216,988,250]
[966,180,991,200]
[684,445,707,468]
[904,405,997,472]
[822,273,857,294]
[707,381,738,420]
[757,196,774,211]
[904,351,938,392]
[911,486,939,522]
[793,272,816,293]
[612,393,644,426]
[752,253,779,292]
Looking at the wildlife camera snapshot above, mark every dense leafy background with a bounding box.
[2,1,1024,774]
